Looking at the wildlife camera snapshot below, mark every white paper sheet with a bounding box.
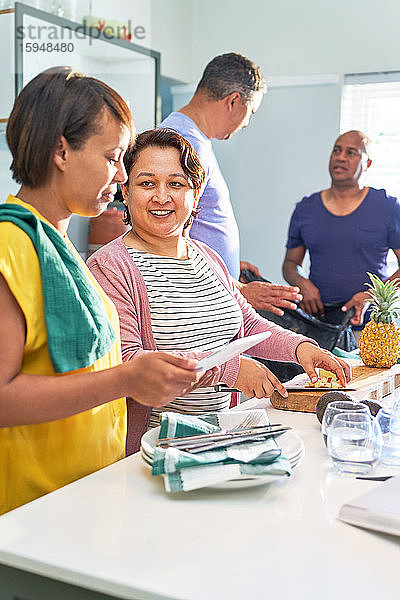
[338,475,400,536]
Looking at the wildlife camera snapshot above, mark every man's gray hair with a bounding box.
[195,52,266,103]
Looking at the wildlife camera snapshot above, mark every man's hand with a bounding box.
[298,280,324,317]
[239,261,261,282]
[342,292,371,325]
[295,342,352,387]
[239,281,302,315]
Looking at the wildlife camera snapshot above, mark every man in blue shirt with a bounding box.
[161,53,302,316]
[283,130,400,326]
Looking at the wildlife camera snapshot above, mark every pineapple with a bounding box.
[359,273,400,368]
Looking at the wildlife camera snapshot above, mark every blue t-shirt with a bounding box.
[286,188,400,304]
[159,112,240,279]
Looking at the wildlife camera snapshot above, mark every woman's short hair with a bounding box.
[7,66,135,188]
[122,128,205,227]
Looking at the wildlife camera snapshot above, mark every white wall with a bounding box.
[213,80,341,282]
[150,0,193,82]
[191,0,400,78]
[186,0,400,282]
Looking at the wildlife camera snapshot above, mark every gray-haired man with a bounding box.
[161,52,302,315]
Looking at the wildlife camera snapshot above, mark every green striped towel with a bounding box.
[332,347,362,360]
[0,203,115,373]
[152,411,291,492]
[333,346,400,363]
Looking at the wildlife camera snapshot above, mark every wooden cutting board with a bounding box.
[270,363,400,413]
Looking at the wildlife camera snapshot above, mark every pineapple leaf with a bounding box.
[365,273,400,324]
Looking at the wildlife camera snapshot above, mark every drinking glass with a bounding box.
[327,412,382,475]
[376,407,391,434]
[378,400,400,466]
[321,401,370,446]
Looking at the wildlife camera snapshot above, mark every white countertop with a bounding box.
[0,402,399,600]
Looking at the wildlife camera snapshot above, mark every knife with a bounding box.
[214,384,356,393]
[158,424,288,447]
[178,429,288,454]
[284,387,357,392]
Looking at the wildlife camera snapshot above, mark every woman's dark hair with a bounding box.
[7,66,135,188]
[122,128,205,228]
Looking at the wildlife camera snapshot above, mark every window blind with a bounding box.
[341,73,400,272]
[341,73,400,199]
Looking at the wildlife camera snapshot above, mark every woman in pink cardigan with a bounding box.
[87,129,350,454]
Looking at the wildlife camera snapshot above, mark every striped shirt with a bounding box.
[126,244,242,427]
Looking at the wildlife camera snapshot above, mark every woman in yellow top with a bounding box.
[0,67,206,515]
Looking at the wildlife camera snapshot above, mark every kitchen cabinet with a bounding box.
[0,2,161,254]
[0,8,14,127]
[14,2,160,131]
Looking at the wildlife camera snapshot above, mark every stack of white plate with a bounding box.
[140,426,305,489]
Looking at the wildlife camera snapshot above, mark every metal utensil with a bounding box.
[229,411,263,431]
[184,429,288,454]
[212,383,356,394]
[213,385,240,393]
[284,387,356,392]
[355,475,393,481]
[157,423,287,448]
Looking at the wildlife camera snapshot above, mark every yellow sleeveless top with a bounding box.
[0,196,126,514]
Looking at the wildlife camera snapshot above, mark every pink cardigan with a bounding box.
[87,236,314,454]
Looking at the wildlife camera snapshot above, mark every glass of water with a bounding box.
[327,411,382,475]
[377,407,391,434]
[378,400,400,466]
[321,401,370,446]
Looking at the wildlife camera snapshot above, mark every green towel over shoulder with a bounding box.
[0,203,115,373]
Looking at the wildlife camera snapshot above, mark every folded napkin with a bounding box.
[0,203,115,373]
[333,347,362,361]
[152,411,291,492]
[333,345,400,364]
